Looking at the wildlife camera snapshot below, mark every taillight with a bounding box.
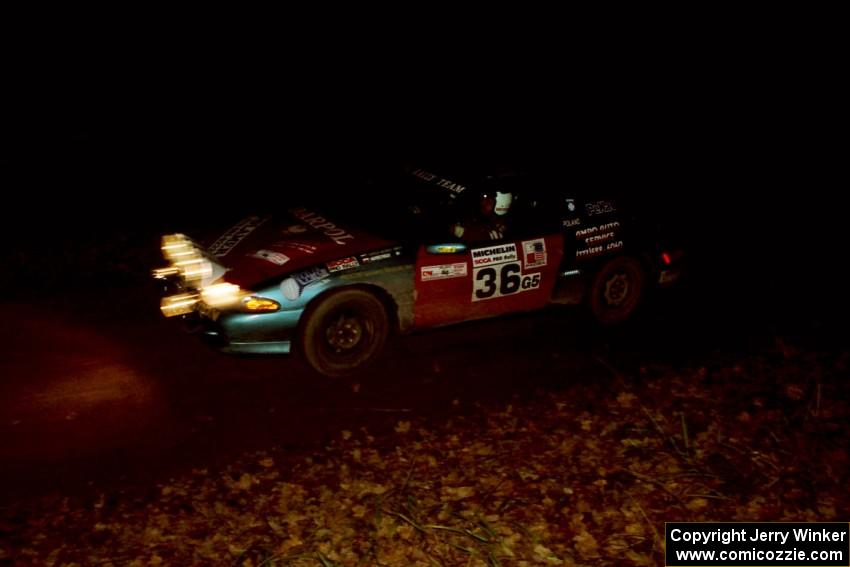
[661,250,684,265]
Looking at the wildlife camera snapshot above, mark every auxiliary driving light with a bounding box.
[160,293,200,317]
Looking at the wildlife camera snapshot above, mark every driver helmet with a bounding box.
[481,189,513,216]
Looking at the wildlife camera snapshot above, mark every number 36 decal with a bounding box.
[473,262,541,301]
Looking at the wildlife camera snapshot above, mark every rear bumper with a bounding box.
[658,266,682,286]
[656,247,686,287]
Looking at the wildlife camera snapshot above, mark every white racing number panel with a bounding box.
[471,243,542,302]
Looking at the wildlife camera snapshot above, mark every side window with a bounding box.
[509,193,563,239]
[447,189,511,244]
[452,226,511,245]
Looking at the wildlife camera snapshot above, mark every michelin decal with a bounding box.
[471,243,518,267]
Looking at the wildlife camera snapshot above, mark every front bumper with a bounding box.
[155,232,302,355]
[658,267,682,286]
[177,302,303,355]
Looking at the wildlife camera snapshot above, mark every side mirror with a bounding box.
[426,243,468,255]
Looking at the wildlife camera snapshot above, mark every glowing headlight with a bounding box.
[152,266,181,279]
[161,234,193,261]
[160,293,200,317]
[161,234,213,285]
[157,233,226,288]
[177,257,213,283]
[201,282,243,307]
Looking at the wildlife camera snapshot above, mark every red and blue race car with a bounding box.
[154,167,683,376]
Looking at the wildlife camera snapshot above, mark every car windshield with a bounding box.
[295,167,472,243]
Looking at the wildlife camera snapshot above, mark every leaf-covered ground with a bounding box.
[2,342,848,566]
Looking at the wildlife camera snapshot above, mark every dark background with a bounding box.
[2,38,847,330]
[2,26,849,565]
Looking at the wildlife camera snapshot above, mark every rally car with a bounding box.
[154,166,683,376]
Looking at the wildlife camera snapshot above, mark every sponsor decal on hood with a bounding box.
[208,216,270,257]
[287,207,355,245]
[251,250,290,266]
[212,210,397,289]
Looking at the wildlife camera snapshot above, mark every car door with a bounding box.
[412,233,564,329]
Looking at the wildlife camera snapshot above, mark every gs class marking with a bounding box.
[473,262,542,301]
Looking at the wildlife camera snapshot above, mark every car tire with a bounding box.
[298,288,390,377]
[588,256,646,325]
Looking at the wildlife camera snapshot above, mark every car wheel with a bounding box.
[588,256,646,325]
[299,288,390,377]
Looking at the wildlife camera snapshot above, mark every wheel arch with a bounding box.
[295,283,398,377]
[298,282,401,336]
[586,253,648,325]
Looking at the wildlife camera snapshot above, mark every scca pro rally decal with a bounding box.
[471,243,518,267]
[208,216,270,257]
[420,263,468,281]
[326,257,359,273]
[471,243,541,302]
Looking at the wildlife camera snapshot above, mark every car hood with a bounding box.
[204,207,397,289]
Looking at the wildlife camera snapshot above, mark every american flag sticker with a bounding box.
[522,239,547,269]
[252,250,290,266]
